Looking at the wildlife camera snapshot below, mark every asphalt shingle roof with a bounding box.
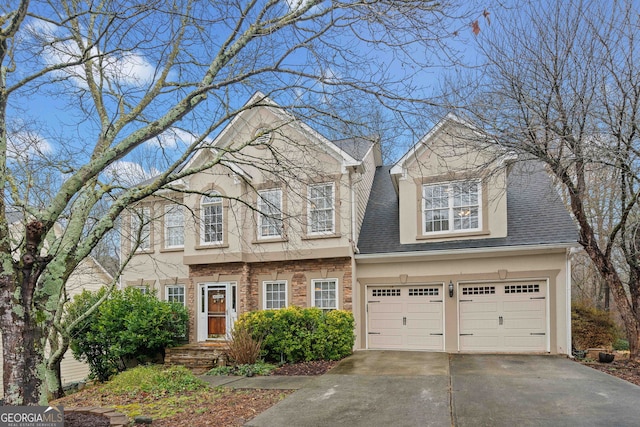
[333,137,374,162]
[357,162,578,255]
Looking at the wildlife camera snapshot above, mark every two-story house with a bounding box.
[121,96,577,356]
[121,92,381,344]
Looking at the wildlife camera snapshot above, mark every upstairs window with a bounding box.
[257,188,283,239]
[423,180,481,234]
[308,183,335,234]
[201,193,223,244]
[164,204,184,249]
[131,206,151,251]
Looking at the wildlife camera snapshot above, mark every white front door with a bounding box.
[367,285,444,350]
[197,283,237,341]
[458,282,547,352]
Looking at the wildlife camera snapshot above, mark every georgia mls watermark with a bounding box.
[0,406,64,427]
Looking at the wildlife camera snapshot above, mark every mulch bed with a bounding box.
[581,358,640,387]
[270,360,338,376]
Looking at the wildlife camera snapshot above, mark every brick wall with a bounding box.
[188,257,352,343]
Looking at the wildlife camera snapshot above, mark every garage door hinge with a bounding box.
[460,333,473,336]
[530,332,545,335]
[368,332,381,335]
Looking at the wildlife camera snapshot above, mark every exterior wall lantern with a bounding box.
[449,280,454,298]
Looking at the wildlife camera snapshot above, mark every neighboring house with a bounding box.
[1,213,113,396]
[121,95,578,355]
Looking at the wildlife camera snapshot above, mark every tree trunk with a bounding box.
[0,295,45,405]
[46,333,67,400]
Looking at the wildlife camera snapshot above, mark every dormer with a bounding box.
[390,114,508,244]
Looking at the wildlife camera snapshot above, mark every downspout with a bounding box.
[349,165,360,349]
[566,247,576,356]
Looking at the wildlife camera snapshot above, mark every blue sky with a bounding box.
[5,0,491,186]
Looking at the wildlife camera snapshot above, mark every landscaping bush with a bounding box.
[226,323,262,365]
[613,338,630,351]
[103,365,207,396]
[237,307,354,363]
[571,302,617,350]
[68,287,189,382]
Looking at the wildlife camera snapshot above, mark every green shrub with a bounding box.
[207,361,276,376]
[238,307,354,363]
[571,302,617,350]
[103,365,206,396]
[613,338,630,351]
[68,287,189,382]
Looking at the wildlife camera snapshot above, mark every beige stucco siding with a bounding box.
[354,247,571,355]
[396,121,508,245]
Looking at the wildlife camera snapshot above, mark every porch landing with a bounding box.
[165,342,229,374]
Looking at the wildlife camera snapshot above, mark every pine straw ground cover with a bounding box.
[52,365,293,427]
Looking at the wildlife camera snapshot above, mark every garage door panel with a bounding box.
[459,282,547,353]
[460,335,499,349]
[368,286,443,351]
[503,300,544,311]
[369,303,403,313]
[461,302,498,312]
[503,335,546,349]
[369,334,402,347]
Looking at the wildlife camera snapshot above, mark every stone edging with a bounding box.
[65,406,129,426]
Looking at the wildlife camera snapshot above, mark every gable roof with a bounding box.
[181,92,362,176]
[356,161,578,256]
[390,113,486,176]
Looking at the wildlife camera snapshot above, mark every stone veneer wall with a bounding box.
[187,257,352,344]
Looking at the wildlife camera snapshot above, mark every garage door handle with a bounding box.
[459,299,473,302]
[430,299,443,303]
[403,317,406,325]
[530,297,545,300]
[530,333,545,336]
[460,333,473,336]
[368,332,381,335]
[499,316,503,325]
[430,333,443,336]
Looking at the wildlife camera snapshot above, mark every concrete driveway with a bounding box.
[246,351,640,427]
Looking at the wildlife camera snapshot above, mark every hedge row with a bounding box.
[236,306,355,363]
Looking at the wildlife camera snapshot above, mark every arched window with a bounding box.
[201,193,223,244]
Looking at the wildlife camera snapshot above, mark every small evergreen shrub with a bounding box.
[238,307,354,363]
[571,302,617,350]
[613,338,630,351]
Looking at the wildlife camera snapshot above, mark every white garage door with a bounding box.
[459,282,547,352]
[367,285,444,350]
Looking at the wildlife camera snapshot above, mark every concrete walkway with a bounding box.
[206,351,640,427]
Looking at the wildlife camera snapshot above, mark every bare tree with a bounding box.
[450,0,640,358]
[0,0,476,404]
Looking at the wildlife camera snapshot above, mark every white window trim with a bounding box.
[307,182,335,235]
[263,280,288,310]
[131,207,151,252]
[422,179,482,236]
[164,204,184,249]
[311,278,339,311]
[133,285,149,295]
[257,188,283,239]
[200,193,224,245]
[166,284,186,306]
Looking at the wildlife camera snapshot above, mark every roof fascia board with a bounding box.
[355,242,577,263]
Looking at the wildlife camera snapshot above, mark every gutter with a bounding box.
[355,242,577,261]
